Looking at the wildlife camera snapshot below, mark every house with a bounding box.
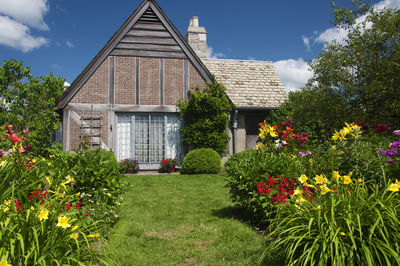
[57,0,286,168]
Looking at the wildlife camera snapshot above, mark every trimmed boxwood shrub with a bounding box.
[180,148,221,174]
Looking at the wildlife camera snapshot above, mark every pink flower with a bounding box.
[393,130,400,135]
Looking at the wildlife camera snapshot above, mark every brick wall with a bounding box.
[164,58,184,105]
[189,63,206,90]
[139,57,160,105]
[71,57,109,104]
[115,56,136,105]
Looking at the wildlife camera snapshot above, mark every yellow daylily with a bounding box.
[293,188,303,196]
[299,174,308,184]
[314,175,325,184]
[304,182,315,189]
[65,176,75,184]
[2,199,11,212]
[357,178,363,183]
[342,172,353,185]
[296,196,307,204]
[332,171,341,180]
[47,162,51,166]
[87,233,100,238]
[71,225,79,232]
[320,184,332,195]
[0,260,12,266]
[69,233,79,240]
[389,183,399,192]
[56,216,71,229]
[343,175,353,185]
[331,145,336,150]
[332,131,340,141]
[38,209,49,221]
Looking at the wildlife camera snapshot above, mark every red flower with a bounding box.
[373,124,390,133]
[84,213,90,216]
[295,133,309,145]
[76,201,82,210]
[6,125,14,134]
[7,133,22,144]
[15,201,22,213]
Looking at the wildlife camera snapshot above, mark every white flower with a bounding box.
[274,139,282,148]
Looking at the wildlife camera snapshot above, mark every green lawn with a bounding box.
[104,174,265,265]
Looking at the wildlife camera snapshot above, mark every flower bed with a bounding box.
[0,125,125,265]
[225,121,400,264]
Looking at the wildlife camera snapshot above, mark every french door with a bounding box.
[116,113,182,168]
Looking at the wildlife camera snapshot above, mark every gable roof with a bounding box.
[202,59,287,109]
[57,0,213,109]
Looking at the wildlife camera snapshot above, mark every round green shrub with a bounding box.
[180,148,221,174]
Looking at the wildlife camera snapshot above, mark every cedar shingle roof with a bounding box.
[202,59,287,109]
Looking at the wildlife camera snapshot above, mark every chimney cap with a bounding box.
[186,16,206,34]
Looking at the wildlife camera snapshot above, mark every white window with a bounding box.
[116,113,182,168]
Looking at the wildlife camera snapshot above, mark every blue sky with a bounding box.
[0,0,398,92]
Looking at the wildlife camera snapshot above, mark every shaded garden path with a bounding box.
[104,174,265,265]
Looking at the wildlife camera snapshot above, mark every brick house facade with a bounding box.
[57,0,286,168]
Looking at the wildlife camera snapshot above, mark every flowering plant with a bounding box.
[256,120,309,152]
[160,158,178,172]
[120,158,139,173]
[0,124,124,265]
[261,170,400,265]
[256,176,296,204]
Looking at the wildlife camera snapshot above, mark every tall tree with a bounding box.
[0,60,65,154]
[283,1,400,131]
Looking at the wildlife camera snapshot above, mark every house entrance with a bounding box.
[116,113,182,168]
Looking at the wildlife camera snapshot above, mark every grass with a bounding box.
[104,174,265,265]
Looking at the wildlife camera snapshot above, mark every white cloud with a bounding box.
[375,0,400,10]
[273,58,313,92]
[64,81,70,87]
[0,0,49,30]
[0,16,48,52]
[206,47,225,59]
[315,27,348,45]
[314,0,400,45]
[66,40,75,48]
[302,35,311,51]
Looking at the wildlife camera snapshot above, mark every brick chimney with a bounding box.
[185,16,207,58]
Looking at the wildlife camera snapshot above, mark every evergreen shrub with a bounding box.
[180,148,221,174]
